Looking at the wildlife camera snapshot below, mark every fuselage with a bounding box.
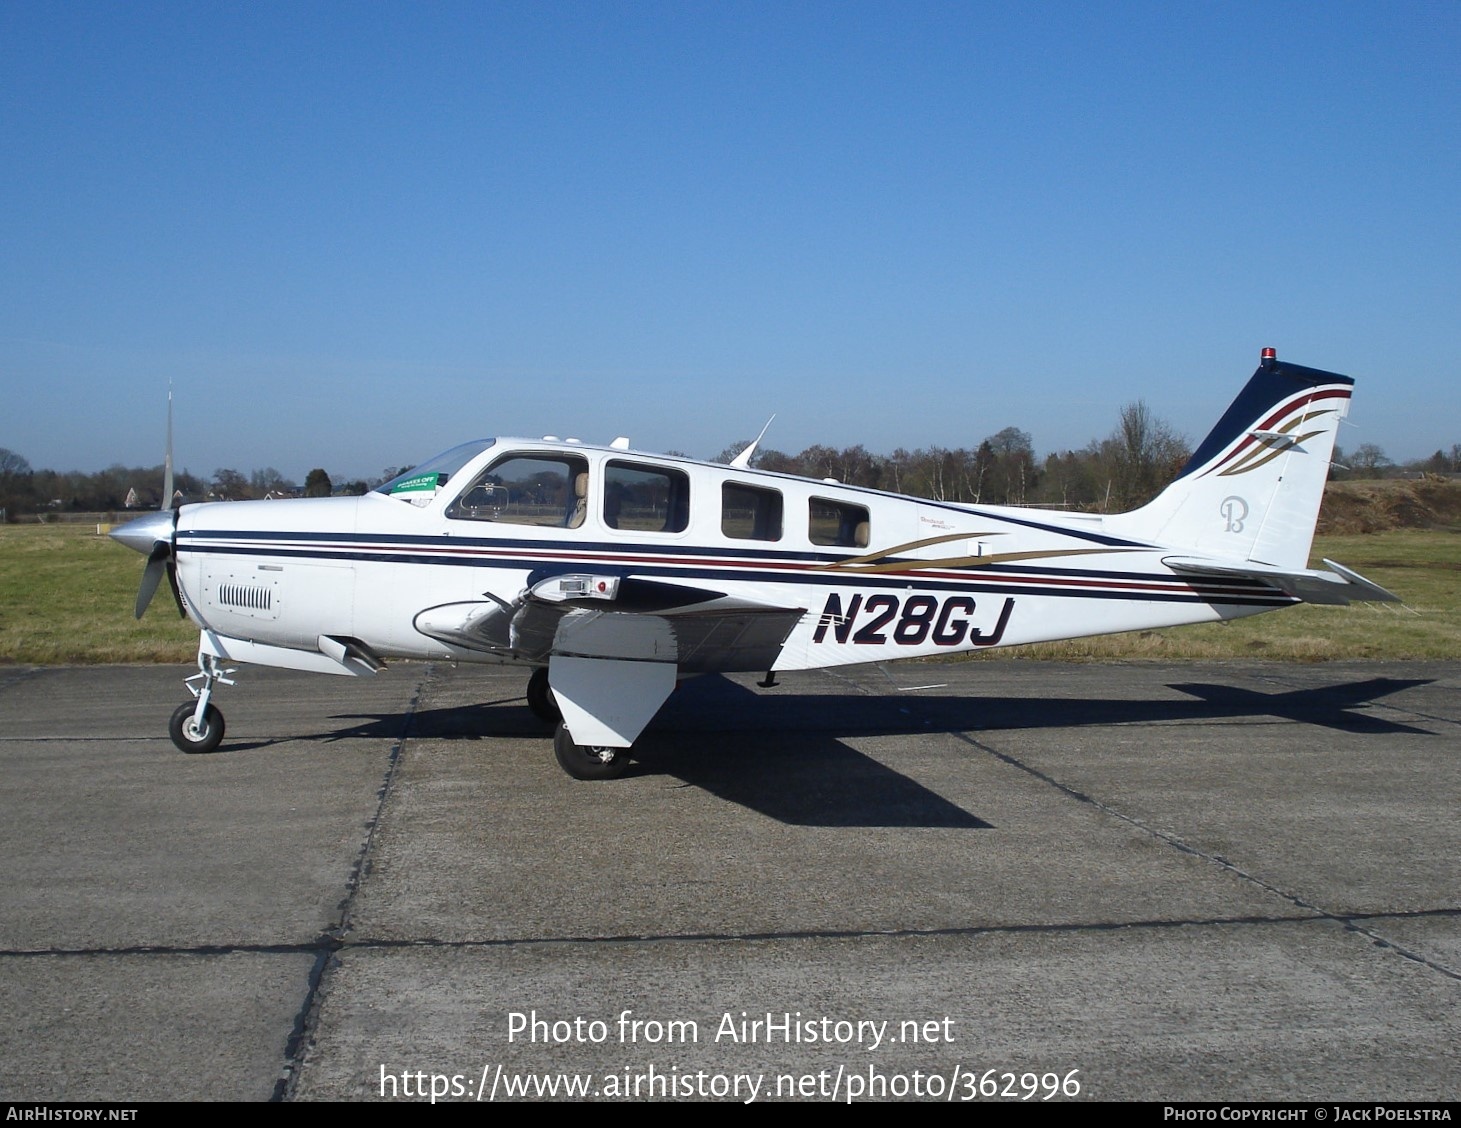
[168,437,1291,673]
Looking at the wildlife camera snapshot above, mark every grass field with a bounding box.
[0,523,1456,665]
[0,523,199,664]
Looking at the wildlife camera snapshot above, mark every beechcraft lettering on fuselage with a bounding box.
[112,348,1398,780]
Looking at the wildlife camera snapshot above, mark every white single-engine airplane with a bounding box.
[113,349,1397,779]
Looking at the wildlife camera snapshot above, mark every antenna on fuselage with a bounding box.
[730,415,776,469]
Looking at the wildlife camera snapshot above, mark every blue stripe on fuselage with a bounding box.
[177,533,1292,608]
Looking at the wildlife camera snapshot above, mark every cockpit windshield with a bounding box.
[373,440,496,504]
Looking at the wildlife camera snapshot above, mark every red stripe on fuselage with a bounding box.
[183,537,1279,602]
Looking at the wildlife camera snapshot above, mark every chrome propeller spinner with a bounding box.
[110,507,186,619]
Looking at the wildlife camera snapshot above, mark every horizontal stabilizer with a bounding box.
[1163,556,1400,606]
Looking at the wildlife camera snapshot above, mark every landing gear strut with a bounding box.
[553,723,631,781]
[170,653,235,754]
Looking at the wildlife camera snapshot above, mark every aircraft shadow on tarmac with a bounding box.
[633,675,1436,826]
[651,672,1437,737]
[312,684,993,830]
[218,671,1436,830]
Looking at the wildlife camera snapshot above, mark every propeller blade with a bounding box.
[135,543,169,618]
[162,382,175,508]
[165,559,186,618]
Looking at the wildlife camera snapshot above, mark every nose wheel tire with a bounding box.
[553,723,630,780]
[169,701,225,755]
[526,667,562,723]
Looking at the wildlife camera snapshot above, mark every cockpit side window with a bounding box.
[604,461,690,533]
[447,454,590,527]
[722,482,783,541]
[809,497,870,547]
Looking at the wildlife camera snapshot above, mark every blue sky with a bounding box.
[3,1,1458,482]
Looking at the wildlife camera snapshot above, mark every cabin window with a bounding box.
[809,497,870,547]
[721,482,783,541]
[447,454,590,527]
[604,461,689,533]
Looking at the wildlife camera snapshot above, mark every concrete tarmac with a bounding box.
[1,659,1457,1102]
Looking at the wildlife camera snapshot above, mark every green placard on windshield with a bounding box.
[390,472,441,495]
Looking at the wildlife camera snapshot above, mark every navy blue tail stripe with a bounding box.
[1179,358,1354,478]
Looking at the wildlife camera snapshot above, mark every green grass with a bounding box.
[0,524,198,663]
[0,524,1456,665]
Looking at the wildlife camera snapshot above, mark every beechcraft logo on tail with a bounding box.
[1221,496,1248,534]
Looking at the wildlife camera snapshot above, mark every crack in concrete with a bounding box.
[272,663,435,1101]
[8,905,1459,961]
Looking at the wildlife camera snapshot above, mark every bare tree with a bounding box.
[0,448,32,520]
[984,426,1036,504]
[1350,443,1391,478]
[250,467,296,496]
[1098,400,1190,510]
[211,468,251,500]
[0,448,30,477]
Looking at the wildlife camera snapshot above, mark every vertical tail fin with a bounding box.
[1109,349,1353,569]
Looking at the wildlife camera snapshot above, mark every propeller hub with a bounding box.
[109,509,175,556]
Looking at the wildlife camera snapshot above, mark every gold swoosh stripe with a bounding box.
[1220,408,1335,476]
[1219,429,1327,477]
[1283,408,1335,431]
[824,546,1137,574]
[822,530,1007,568]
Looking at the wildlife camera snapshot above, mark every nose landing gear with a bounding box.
[169,653,235,754]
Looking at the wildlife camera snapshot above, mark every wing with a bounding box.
[413,573,807,672]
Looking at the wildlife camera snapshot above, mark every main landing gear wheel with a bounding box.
[553,723,630,781]
[526,667,561,723]
[169,701,225,755]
